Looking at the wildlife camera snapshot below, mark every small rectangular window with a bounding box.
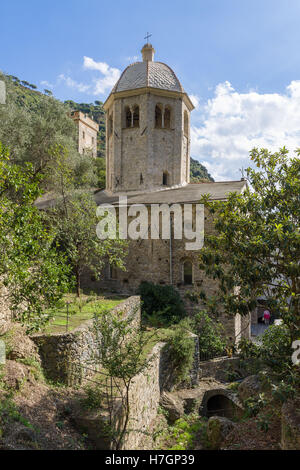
[109,265,118,280]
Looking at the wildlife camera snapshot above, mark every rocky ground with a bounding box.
[0,321,299,451]
[0,322,92,450]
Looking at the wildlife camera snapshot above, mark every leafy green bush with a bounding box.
[166,319,195,384]
[238,337,260,359]
[271,380,297,403]
[157,414,207,450]
[260,324,292,371]
[243,393,267,418]
[138,282,186,327]
[192,310,227,357]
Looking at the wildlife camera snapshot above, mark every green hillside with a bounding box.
[0,73,214,184]
[190,157,214,182]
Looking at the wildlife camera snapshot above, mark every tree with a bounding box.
[0,73,97,191]
[0,142,71,331]
[94,157,106,188]
[50,191,127,297]
[92,309,154,449]
[198,147,300,341]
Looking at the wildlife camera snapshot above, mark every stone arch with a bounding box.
[155,104,163,128]
[132,105,139,128]
[162,171,169,186]
[184,110,189,137]
[164,106,171,128]
[199,389,243,419]
[125,106,131,128]
[183,259,193,284]
[108,113,113,137]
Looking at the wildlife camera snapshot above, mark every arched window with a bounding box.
[108,113,113,137]
[162,172,168,186]
[164,106,171,129]
[125,106,131,128]
[155,105,162,128]
[184,111,189,137]
[133,105,139,127]
[183,260,193,285]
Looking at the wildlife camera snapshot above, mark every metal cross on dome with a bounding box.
[144,32,152,43]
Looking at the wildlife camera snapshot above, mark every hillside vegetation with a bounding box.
[0,73,213,184]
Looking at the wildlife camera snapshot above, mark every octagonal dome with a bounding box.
[112,60,184,93]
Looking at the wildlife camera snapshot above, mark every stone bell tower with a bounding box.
[103,44,194,193]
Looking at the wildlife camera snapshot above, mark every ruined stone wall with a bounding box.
[31,296,140,384]
[114,333,199,450]
[74,333,199,450]
[120,342,165,449]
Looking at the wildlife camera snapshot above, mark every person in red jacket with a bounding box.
[263,309,271,326]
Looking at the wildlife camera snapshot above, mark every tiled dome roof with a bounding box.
[112,61,184,93]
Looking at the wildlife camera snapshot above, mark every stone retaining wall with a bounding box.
[200,356,243,382]
[199,355,257,382]
[31,296,140,384]
[74,337,199,450]
[121,342,166,449]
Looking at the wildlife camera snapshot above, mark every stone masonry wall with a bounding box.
[106,91,189,192]
[120,342,166,449]
[31,296,140,385]
[112,334,199,450]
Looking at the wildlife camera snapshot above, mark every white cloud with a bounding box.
[191,80,300,181]
[50,58,121,97]
[40,80,54,89]
[189,94,200,109]
[125,55,139,63]
[83,56,120,95]
[58,74,91,93]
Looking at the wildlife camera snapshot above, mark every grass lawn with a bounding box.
[41,293,127,334]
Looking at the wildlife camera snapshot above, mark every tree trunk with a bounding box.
[76,268,80,297]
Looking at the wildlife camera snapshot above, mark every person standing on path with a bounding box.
[263,308,271,326]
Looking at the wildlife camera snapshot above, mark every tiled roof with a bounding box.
[93,181,247,206]
[112,61,184,93]
[35,181,247,210]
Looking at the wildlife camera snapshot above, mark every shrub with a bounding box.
[166,319,195,384]
[157,414,207,450]
[138,282,186,327]
[260,324,292,372]
[238,337,260,359]
[192,310,227,357]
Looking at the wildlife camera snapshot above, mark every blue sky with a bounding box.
[1,0,300,180]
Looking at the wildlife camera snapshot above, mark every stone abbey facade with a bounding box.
[83,43,251,342]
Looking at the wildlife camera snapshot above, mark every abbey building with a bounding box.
[88,43,250,341]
